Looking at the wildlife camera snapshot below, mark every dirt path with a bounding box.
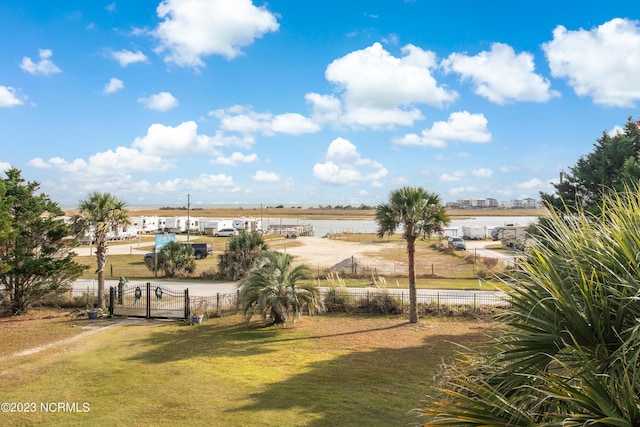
[0,318,146,362]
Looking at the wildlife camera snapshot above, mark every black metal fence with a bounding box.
[187,288,510,319]
[53,286,510,319]
[322,288,511,317]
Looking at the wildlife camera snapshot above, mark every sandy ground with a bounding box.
[274,237,510,275]
[280,237,392,272]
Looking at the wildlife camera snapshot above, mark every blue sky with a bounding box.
[1,0,639,208]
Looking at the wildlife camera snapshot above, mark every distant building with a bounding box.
[449,197,537,209]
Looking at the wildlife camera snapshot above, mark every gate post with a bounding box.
[146,282,151,319]
[109,287,115,317]
[185,289,190,320]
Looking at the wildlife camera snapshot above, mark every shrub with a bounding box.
[323,286,354,313]
[366,291,403,314]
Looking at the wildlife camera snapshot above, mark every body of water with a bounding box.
[262,216,539,238]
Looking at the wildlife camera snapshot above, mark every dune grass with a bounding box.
[0,314,493,426]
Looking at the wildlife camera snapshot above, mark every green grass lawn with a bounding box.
[0,314,493,426]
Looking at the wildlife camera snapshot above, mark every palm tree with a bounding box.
[146,241,196,278]
[75,192,129,309]
[375,186,449,323]
[238,251,324,325]
[420,186,640,425]
[217,231,268,280]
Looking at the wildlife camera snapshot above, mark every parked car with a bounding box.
[184,242,213,259]
[214,228,238,237]
[448,236,466,250]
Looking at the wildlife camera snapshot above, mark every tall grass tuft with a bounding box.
[420,185,640,425]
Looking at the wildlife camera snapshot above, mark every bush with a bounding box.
[199,268,217,280]
[41,292,98,309]
[324,287,355,313]
[146,241,196,278]
[365,291,403,314]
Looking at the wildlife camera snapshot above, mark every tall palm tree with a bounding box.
[238,251,324,325]
[75,192,129,309]
[375,186,449,323]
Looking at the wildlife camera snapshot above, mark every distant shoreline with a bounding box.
[65,206,546,220]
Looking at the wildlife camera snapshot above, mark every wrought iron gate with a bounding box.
[109,282,189,320]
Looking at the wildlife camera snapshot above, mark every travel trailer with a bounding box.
[232,217,263,232]
[490,225,528,250]
[163,216,188,233]
[462,225,485,240]
[129,216,160,233]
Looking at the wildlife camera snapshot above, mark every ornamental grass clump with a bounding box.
[420,186,640,426]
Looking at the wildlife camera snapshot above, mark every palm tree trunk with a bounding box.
[97,269,105,309]
[407,236,418,323]
[95,237,108,309]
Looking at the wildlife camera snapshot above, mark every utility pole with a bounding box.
[187,193,191,242]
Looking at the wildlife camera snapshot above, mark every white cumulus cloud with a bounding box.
[324,42,458,127]
[110,49,148,67]
[103,78,124,94]
[213,152,259,166]
[313,137,387,184]
[211,106,319,135]
[442,42,560,104]
[0,86,24,107]
[439,170,466,182]
[543,18,640,107]
[473,168,493,178]
[516,178,544,189]
[393,111,491,147]
[272,113,321,134]
[252,170,280,183]
[41,148,172,173]
[138,91,179,111]
[132,121,253,156]
[152,0,279,68]
[305,93,342,124]
[20,49,61,76]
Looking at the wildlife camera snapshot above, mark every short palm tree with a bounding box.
[420,186,640,425]
[375,186,449,323]
[238,251,324,325]
[217,231,268,280]
[75,192,129,309]
[147,241,196,278]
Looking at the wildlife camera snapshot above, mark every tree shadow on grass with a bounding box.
[124,315,423,365]
[225,330,488,426]
[123,317,283,364]
[121,315,490,426]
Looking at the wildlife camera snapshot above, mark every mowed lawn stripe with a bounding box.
[0,314,493,426]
